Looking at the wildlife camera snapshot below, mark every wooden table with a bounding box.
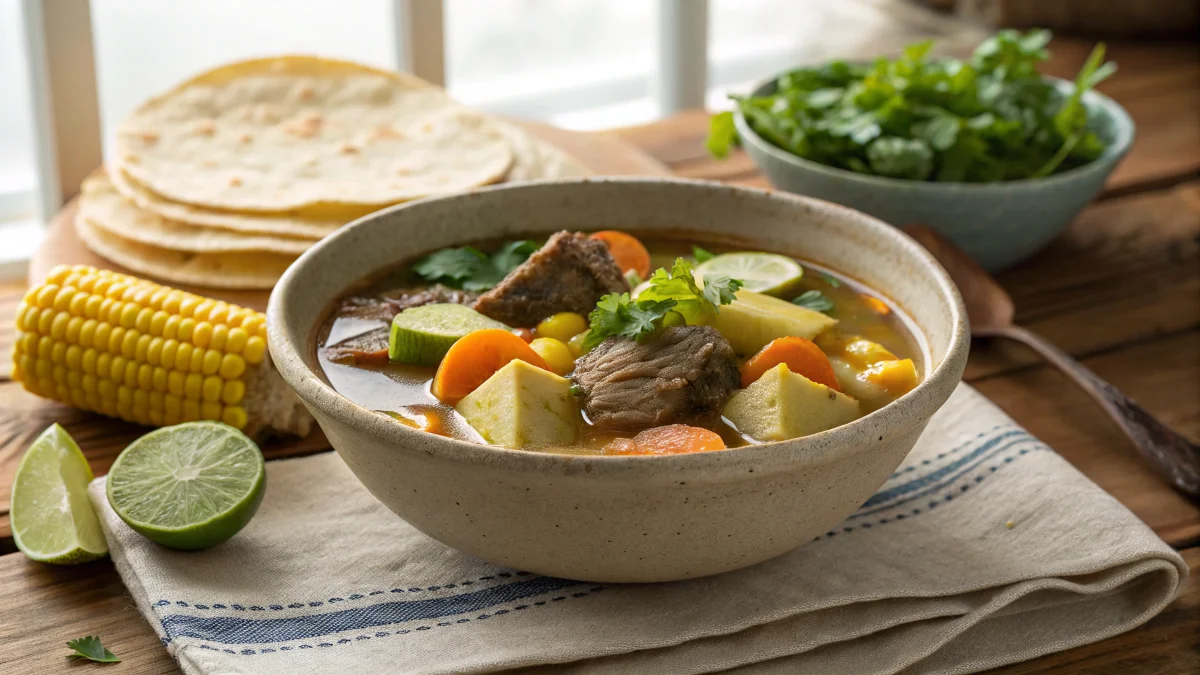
[1,38,1197,673]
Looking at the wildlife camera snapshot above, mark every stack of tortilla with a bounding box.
[77,56,590,289]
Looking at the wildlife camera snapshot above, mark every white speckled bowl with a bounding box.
[267,178,969,583]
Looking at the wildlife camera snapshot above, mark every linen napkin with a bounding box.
[87,384,1188,675]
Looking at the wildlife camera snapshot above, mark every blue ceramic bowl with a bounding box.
[735,76,1135,271]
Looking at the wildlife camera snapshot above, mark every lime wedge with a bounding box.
[106,422,265,550]
[696,252,804,297]
[11,424,108,564]
[390,303,508,366]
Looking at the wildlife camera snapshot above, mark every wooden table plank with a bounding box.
[1,546,1195,675]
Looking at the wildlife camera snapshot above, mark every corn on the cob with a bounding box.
[10,265,312,439]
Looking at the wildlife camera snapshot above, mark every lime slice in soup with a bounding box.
[10,424,108,564]
[106,422,265,550]
[390,303,509,366]
[696,252,803,297]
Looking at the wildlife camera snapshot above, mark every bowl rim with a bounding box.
[267,177,969,482]
[734,73,1135,191]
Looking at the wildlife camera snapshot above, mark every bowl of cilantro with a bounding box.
[706,30,1134,271]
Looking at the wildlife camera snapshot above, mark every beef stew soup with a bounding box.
[317,231,922,455]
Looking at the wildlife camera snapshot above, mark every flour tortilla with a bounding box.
[108,166,345,239]
[115,56,513,212]
[75,215,296,290]
[81,172,312,255]
[533,137,591,178]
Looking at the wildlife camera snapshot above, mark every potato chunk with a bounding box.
[455,359,578,448]
[709,290,837,356]
[723,363,859,442]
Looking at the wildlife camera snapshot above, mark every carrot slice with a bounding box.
[740,336,840,390]
[382,408,447,436]
[604,424,727,456]
[432,329,549,404]
[590,230,652,280]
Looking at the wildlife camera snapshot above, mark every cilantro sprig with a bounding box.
[707,30,1115,182]
[67,636,119,663]
[412,240,538,291]
[583,258,742,350]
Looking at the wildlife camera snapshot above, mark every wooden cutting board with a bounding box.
[30,123,672,311]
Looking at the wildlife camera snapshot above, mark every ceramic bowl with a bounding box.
[736,76,1135,271]
[267,178,969,583]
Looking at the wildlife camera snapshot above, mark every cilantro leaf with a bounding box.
[701,274,743,308]
[638,258,711,324]
[67,636,119,663]
[583,294,676,350]
[691,245,716,263]
[793,290,835,314]
[412,240,538,291]
[705,111,738,158]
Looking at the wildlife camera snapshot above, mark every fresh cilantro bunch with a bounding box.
[707,30,1116,182]
[584,258,742,349]
[412,240,538,291]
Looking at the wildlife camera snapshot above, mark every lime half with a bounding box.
[696,252,804,297]
[106,422,265,550]
[11,424,108,564]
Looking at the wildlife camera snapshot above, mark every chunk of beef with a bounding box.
[322,327,389,366]
[571,326,740,432]
[336,284,478,322]
[473,231,628,327]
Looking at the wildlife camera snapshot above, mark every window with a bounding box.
[0,0,36,223]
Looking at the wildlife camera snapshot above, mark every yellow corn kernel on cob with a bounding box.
[10,265,312,439]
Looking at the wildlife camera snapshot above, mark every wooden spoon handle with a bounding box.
[984,324,1200,497]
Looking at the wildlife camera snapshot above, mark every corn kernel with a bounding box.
[207,303,229,325]
[133,389,148,413]
[82,348,97,375]
[148,288,168,310]
[529,337,574,375]
[135,307,154,334]
[225,327,248,354]
[193,300,215,322]
[175,343,194,371]
[37,308,54,335]
[185,373,203,399]
[68,292,88,317]
[105,301,123,326]
[117,386,132,407]
[14,302,29,331]
[117,400,133,421]
[54,382,70,402]
[65,345,82,371]
[135,333,152,363]
[188,347,205,373]
[243,336,266,364]
[107,326,125,355]
[148,409,165,427]
[21,332,38,356]
[121,329,140,359]
[201,375,223,402]
[79,319,97,348]
[51,364,66,384]
[221,406,248,429]
[101,399,119,418]
[37,336,53,360]
[179,295,200,318]
[152,366,167,392]
[91,277,112,297]
[149,310,168,336]
[94,323,112,352]
[132,287,153,306]
[219,380,244,406]
[119,303,139,329]
[209,324,228,351]
[164,394,182,420]
[96,353,112,380]
[121,286,139,303]
[46,265,71,284]
[137,364,153,390]
[105,282,128,300]
[35,358,51,379]
[161,339,179,369]
[163,314,181,340]
[201,349,222,375]
[67,370,82,389]
[123,361,139,387]
[35,284,60,309]
[51,342,67,366]
[98,378,115,401]
[219,353,247,379]
[64,316,83,344]
[147,337,164,366]
[167,371,185,397]
[178,317,196,343]
[84,294,103,319]
[161,291,183,315]
[149,390,164,412]
[241,315,265,336]
[52,287,75,313]
[201,401,222,421]
[22,305,41,333]
[82,373,97,394]
[182,399,201,422]
[193,321,213,348]
[49,313,69,341]
[225,308,246,328]
[98,298,116,323]
[18,355,33,380]
[109,355,126,382]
